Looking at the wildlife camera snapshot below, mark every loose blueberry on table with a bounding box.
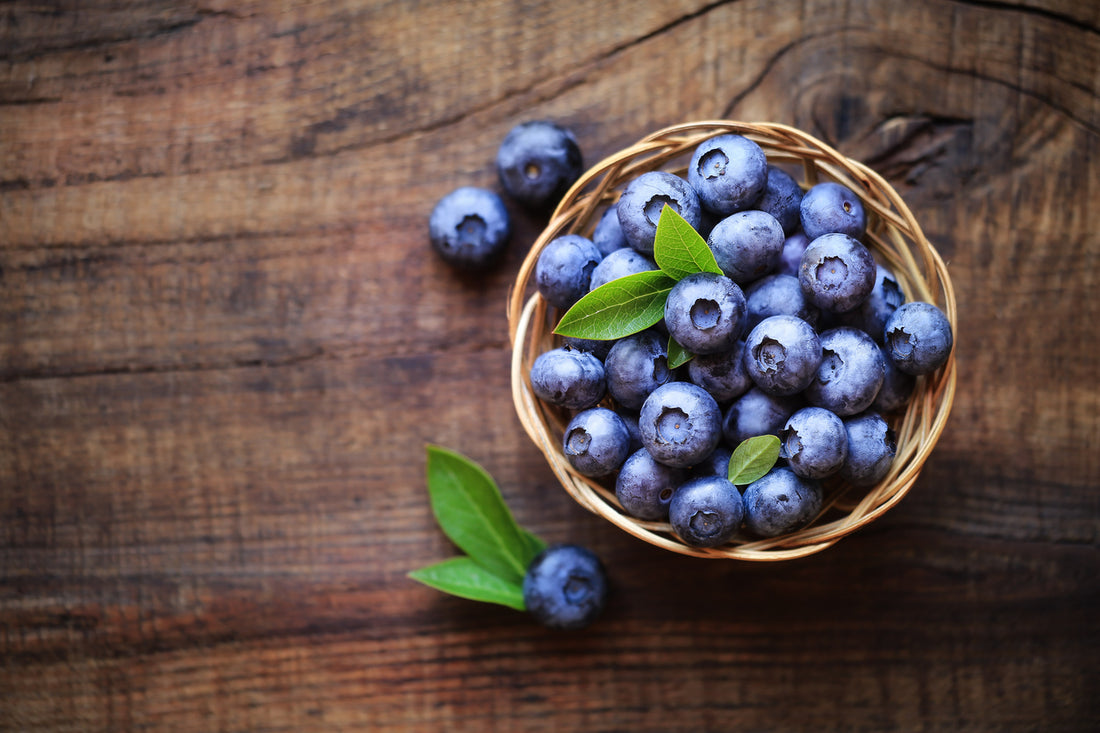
[497,120,583,211]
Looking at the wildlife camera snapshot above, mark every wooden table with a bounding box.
[2,1,1097,730]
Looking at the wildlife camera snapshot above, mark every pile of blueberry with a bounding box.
[427,122,952,552]
[525,132,953,550]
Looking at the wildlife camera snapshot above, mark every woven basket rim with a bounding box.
[507,120,957,560]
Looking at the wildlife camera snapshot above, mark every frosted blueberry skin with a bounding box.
[689,445,733,480]
[663,272,747,355]
[562,408,632,478]
[803,327,886,417]
[799,181,867,241]
[592,204,629,257]
[617,171,702,255]
[535,234,603,309]
[615,448,686,520]
[798,232,877,313]
[617,410,644,453]
[588,247,657,291]
[780,407,849,479]
[835,265,905,343]
[722,387,803,446]
[687,134,768,216]
[523,544,607,631]
[707,210,786,285]
[742,467,823,538]
[744,273,820,332]
[496,121,582,211]
[756,166,804,235]
[639,382,723,469]
[605,330,673,411]
[872,345,917,413]
[884,301,954,375]
[561,335,613,362]
[428,186,511,270]
[777,231,810,277]
[669,475,745,548]
[687,340,753,404]
[840,412,897,487]
[529,347,606,411]
[742,315,823,397]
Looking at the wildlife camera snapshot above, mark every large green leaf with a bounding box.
[652,205,722,281]
[425,445,530,585]
[553,270,675,340]
[409,557,526,611]
[728,435,782,486]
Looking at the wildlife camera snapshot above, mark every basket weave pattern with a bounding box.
[508,121,957,560]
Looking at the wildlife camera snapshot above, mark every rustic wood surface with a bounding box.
[2,1,1098,730]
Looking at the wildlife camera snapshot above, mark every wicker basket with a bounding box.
[507,121,957,560]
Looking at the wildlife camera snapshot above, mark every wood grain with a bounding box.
[2,0,1098,730]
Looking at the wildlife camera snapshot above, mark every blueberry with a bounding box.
[722,387,803,445]
[617,410,644,453]
[687,134,768,216]
[744,273,819,332]
[756,166,804,235]
[687,340,753,404]
[779,407,848,479]
[742,467,823,537]
[561,335,614,362]
[535,234,603,309]
[592,204,629,257]
[799,181,866,240]
[669,475,744,548]
[663,272,747,355]
[428,186,511,270]
[605,330,673,410]
[615,448,686,520]
[871,344,917,413]
[530,347,606,410]
[883,301,954,375]
[523,544,607,631]
[835,265,905,342]
[840,412,897,487]
[742,315,823,396]
[777,231,810,277]
[588,247,657,291]
[639,382,723,469]
[706,210,785,285]
[689,445,733,480]
[803,327,886,417]
[617,171,702,255]
[562,408,632,477]
[496,121,583,211]
[798,233,877,313]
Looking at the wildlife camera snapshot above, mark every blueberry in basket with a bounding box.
[504,122,956,559]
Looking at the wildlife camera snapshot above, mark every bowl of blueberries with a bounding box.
[502,120,957,560]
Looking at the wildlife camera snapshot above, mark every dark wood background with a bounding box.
[2,1,1098,730]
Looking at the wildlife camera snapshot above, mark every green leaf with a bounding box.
[553,270,675,340]
[667,336,694,369]
[425,445,530,585]
[519,527,547,567]
[728,435,782,485]
[652,205,723,280]
[409,557,526,611]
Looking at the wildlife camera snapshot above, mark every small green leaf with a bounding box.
[425,445,530,585]
[553,270,675,340]
[728,435,782,485]
[519,527,547,567]
[652,205,723,280]
[409,557,526,611]
[667,336,694,369]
